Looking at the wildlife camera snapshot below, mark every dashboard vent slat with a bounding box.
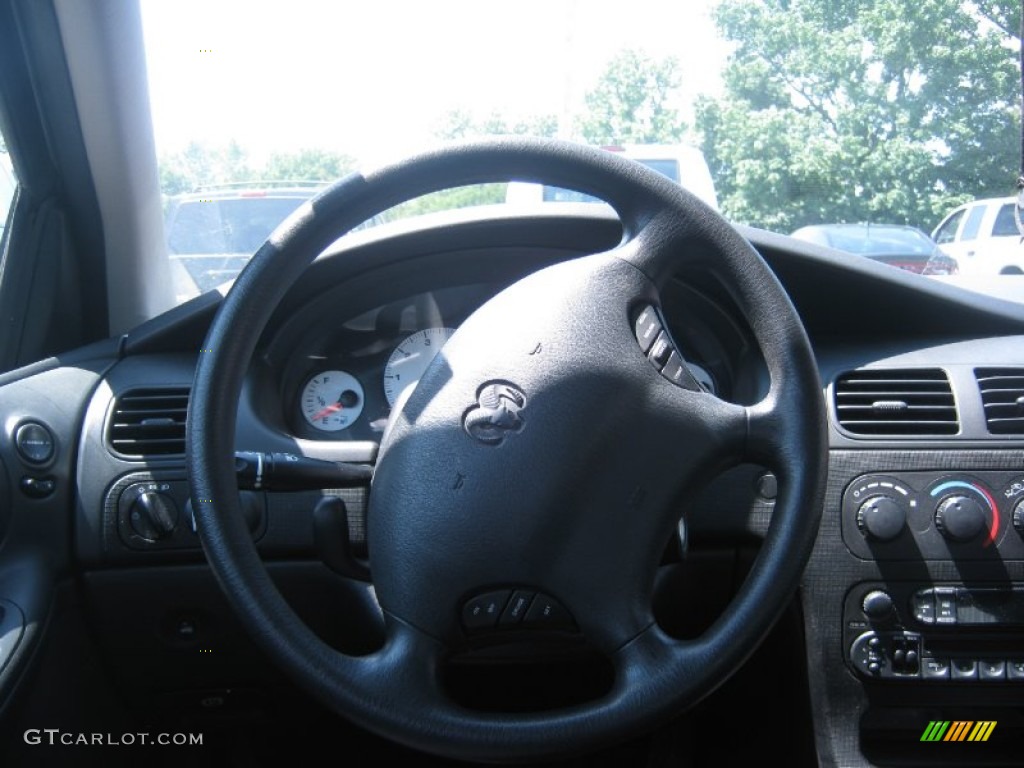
[975,368,1024,435]
[833,369,958,436]
[107,387,190,457]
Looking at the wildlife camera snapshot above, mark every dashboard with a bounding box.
[1,205,1024,766]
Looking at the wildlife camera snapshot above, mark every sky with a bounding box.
[140,0,729,167]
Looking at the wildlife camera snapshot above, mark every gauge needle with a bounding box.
[310,389,360,422]
[311,402,344,421]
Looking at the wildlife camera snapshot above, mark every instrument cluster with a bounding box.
[264,277,756,443]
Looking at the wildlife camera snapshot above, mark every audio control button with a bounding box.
[862,590,894,621]
[911,589,936,624]
[1008,660,1024,679]
[951,659,978,680]
[979,660,1006,680]
[935,588,957,625]
[922,658,950,679]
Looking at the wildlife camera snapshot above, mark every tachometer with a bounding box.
[383,327,456,407]
[300,370,365,431]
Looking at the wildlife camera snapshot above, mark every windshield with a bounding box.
[141,0,1024,303]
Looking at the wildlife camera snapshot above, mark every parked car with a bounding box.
[790,223,958,275]
[932,196,1024,275]
[165,182,382,301]
[505,143,719,210]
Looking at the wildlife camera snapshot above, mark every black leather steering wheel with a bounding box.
[187,138,827,763]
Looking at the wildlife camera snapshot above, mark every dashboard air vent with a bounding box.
[975,368,1024,435]
[108,387,190,457]
[834,369,958,436]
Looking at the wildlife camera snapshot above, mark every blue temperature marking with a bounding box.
[930,480,976,498]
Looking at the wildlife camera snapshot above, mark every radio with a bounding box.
[844,582,1024,682]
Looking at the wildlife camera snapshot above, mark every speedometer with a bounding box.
[383,327,455,407]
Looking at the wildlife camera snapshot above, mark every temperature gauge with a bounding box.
[300,370,365,432]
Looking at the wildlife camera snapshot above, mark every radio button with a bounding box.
[1007,660,1024,679]
[979,660,1006,680]
[951,659,978,680]
[935,588,957,625]
[922,657,950,679]
[862,590,894,621]
[911,589,936,624]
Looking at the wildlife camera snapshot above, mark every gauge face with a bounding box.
[300,370,365,431]
[383,327,456,407]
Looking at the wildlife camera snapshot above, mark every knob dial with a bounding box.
[862,590,895,620]
[130,491,179,541]
[1014,499,1024,538]
[856,495,906,541]
[934,495,986,542]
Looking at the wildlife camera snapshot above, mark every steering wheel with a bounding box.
[187,138,827,763]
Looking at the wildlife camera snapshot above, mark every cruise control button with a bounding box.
[648,332,673,368]
[634,306,662,354]
[523,594,575,631]
[660,351,685,382]
[499,590,535,626]
[462,590,511,631]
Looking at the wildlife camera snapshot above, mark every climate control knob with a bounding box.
[934,495,986,542]
[856,496,906,541]
[1012,499,1024,538]
[129,491,179,541]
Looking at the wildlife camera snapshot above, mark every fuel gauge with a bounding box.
[300,370,365,431]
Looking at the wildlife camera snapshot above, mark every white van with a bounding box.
[931,196,1024,275]
[505,143,719,210]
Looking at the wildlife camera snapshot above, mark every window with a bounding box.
[992,203,1020,237]
[933,209,964,244]
[960,203,987,241]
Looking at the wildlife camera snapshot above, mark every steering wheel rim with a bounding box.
[186,137,828,762]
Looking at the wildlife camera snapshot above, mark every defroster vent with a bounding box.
[107,387,190,457]
[975,368,1024,435]
[833,369,958,436]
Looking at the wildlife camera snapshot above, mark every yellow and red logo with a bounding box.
[920,721,996,742]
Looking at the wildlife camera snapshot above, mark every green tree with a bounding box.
[385,110,558,221]
[158,140,253,195]
[697,0,1021,232]
[578,49,687,145]
[262,148,356,182]
[437,109,558,141]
